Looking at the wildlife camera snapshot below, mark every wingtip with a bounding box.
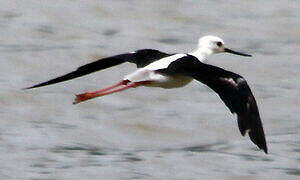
[22,85,41,90]
[261,141,268,154]
[259,143,268,154]
[257,138,268,154]
[22,86,33,90]
[248,129,268,154]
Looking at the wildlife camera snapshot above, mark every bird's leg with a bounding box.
[73,81,151,104]
[89,80,130,94]
[72,80,129,104]
[73,80,129,104]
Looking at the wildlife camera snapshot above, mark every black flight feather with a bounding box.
[24,49,172,89]
[157,55,268,153]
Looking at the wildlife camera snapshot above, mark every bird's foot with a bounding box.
[73,93,93,104]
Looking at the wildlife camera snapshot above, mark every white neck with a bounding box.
[188,48,214,63]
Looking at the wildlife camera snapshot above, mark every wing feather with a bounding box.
[24,49,171,89]
[157,55,268,153]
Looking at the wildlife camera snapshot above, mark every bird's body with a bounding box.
[124,53,193,89]
[25,35,268,153]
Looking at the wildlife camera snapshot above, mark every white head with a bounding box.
[190,35,251,62]
[198,35,225,54]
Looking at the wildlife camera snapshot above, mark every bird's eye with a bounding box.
[216,41,223,47]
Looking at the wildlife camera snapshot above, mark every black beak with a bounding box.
[224,48,252,57]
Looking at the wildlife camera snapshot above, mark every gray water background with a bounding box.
[0,0,299,179]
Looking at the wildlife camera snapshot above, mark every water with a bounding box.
[0,0,299,179]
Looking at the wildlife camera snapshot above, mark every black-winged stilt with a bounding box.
[25,36,268,153]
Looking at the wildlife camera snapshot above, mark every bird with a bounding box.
[25,35,268,153]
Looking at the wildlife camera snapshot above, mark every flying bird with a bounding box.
[25,36,268,153]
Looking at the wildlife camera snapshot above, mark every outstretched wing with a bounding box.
[25,49,172,89]
[157,55,268,153]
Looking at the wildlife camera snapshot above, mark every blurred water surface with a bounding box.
[0,0,299,179]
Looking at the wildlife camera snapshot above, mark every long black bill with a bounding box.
[224,48,252,57]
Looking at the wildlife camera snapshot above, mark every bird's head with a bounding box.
[197,35,252,57]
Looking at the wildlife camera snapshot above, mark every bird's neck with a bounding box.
[188,48,213,63]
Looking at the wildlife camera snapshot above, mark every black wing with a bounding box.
[158,55,268,153]
[25,49,172,89]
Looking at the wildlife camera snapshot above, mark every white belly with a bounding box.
[124,69,193,89]
[144,73,193,89]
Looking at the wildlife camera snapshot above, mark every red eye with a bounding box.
[217,42,222,47]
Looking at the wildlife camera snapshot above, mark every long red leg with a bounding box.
[73,81,151,104]
[90,80,129,94]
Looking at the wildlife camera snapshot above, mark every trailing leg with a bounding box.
[73,80,151,104]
